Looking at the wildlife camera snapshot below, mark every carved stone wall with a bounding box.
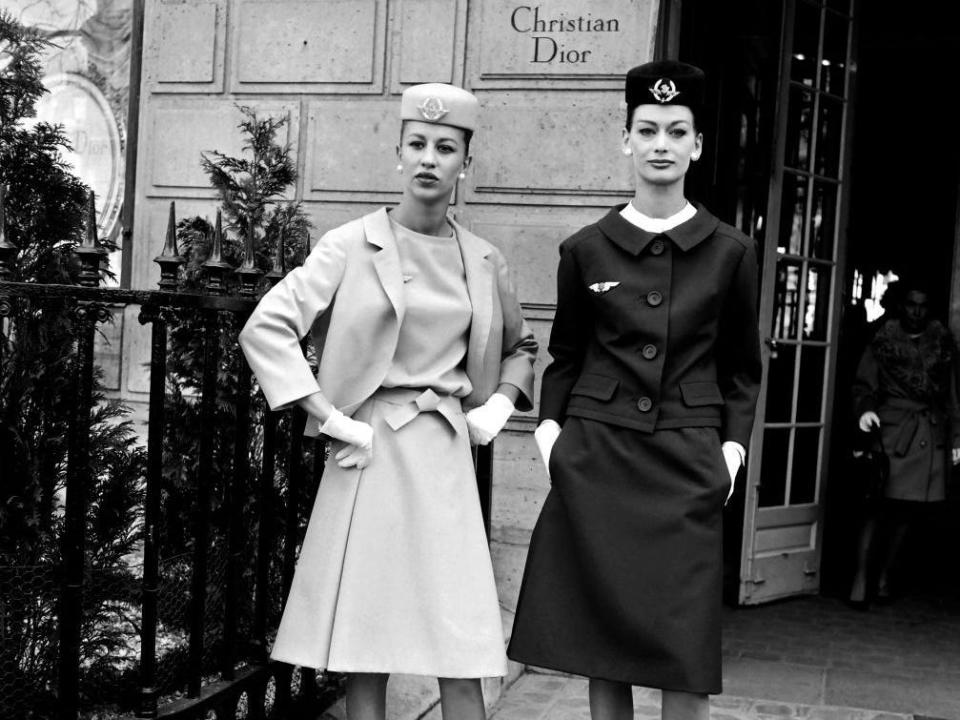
[131,0,659,670]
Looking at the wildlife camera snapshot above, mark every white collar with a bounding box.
[620,201,696,233]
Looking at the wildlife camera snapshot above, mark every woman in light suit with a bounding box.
[239,83,537,720]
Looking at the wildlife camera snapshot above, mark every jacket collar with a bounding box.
[598,202,719,255]
[361,208,495,383]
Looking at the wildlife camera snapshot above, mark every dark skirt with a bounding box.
[507,417,729,694]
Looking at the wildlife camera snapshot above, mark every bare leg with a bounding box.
[346,673,389,720]
[849,515,877,603]
[438,677,485,720]
[662,690,709,720]
[589,677,633,720]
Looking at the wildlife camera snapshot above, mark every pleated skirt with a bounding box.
[270,388,508,678]
[508,417,729,694]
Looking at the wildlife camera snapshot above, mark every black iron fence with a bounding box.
[0,195,495,720]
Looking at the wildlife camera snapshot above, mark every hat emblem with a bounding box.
[649,78,680,103]
[417,96,450,122]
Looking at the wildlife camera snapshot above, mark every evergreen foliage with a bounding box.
[0,10,145,718]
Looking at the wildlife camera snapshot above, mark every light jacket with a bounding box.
[239,207,537,435]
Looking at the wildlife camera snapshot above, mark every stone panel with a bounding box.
[146,1,225,92]
[234,0,383,91]
[147,100,299,195]
[471,209,600,305]
[470,0,657,89]
[304,100,402,204]
[466,90,634,206]
[396,0,458,85]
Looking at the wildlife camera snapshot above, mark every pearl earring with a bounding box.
[458,172,466,180]
[624,148,633,156]
[397,164,403,173]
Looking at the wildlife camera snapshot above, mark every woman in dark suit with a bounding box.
[508,61,762,720]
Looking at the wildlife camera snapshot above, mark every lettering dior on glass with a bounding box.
[509,5,621,65]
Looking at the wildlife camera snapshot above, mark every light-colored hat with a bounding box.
[401,83,478,132]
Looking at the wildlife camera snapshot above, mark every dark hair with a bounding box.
[625,104,699,132]
[399,120,472,156]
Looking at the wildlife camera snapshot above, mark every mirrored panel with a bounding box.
[778,172,808,255]
[790,426,822,505]
[765,343,798,423]
[759,428,791,507]
[821,12,850,96]
[803,263,833,341]
[785,87,815,171]
[810,180,838,260]
[773,260,803,339]
[796,345,827,422]
[816,96,844,178]
[791,1,821,88]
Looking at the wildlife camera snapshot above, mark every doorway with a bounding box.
[671,0,960,606]
[820,0,960,601]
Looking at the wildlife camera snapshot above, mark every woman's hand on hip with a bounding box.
[320,409,374,469]
[466,393,515,446]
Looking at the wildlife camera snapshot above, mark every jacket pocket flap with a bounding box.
[680,381,724,407]
[570,374,619,402]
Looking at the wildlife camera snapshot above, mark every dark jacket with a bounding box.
[539,204,762,447]
[851,317,959,501]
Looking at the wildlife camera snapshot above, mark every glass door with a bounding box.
[739,0,857,604]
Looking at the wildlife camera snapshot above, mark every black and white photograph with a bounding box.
[1,1,959,720]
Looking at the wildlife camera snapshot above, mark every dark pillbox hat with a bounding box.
[625,60,706,115]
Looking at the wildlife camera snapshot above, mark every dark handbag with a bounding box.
[851,426,889,503]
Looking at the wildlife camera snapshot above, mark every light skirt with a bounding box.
[270,388,507,678]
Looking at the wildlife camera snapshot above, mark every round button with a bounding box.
[650,239,665,255]
[641,344,658,360]
[646,291,663,307]
[637,397,653,412]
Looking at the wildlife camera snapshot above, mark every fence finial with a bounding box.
[236,217,264,296]
[154,201,186,291]
[75,191,108,287]
[202,209,232,295]
[0,185,16,281]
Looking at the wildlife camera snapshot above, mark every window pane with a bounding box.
[796,345,826,422]
[821,13,850,95]
[765,343,797,423]
[810,181,838,260]
[815,96,844,178]
[785,87,815,171]
[803,264,832,341]
[792,1,821,88]
[779,173,807,255]
[773,261,803,339]
[790,427,821,504]
[759,428,791,507]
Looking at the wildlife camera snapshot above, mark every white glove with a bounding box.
[465,393,514,446]
[320,409,374,469]
[534,420,562,477]
[859,411,880,433]
[722,441,745,504]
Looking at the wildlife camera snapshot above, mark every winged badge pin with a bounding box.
[588,281,621,294]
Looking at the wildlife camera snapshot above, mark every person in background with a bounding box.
[239,83,537,720]
[849,275,960,607]
[508,61,762,720]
